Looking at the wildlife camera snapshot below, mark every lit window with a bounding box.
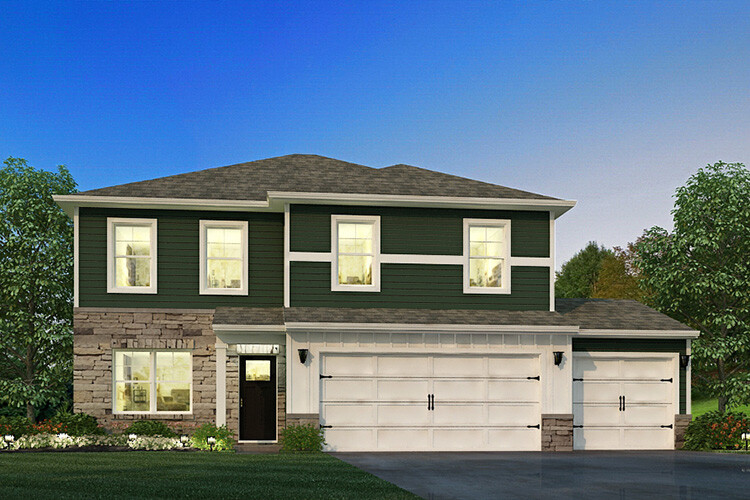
[114,350,192,414]
[464,219,511,294]
[332,215,380,291]
[200,220,248,295]
[107,218,157,293]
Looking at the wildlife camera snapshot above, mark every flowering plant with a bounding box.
[684,411,750,450]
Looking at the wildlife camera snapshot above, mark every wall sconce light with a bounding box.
[680,354,691,368]
[742,433,749,451]
[553,351,564,366]
[207,436,216,451]
[298,348,309,364]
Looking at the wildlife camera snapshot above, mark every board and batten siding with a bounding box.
[289,204,550,309]
[78,208,283,308]
[572,338,688,414]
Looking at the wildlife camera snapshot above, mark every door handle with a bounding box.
[619,396,623,411]
[622,396,625,411]
[427,394,431,410]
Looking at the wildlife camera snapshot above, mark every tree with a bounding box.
[591,240,650,302]
[0,157,77,422]
[636,162,750,413]
[555,241,613,298]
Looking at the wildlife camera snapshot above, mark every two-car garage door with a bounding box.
[320,353,542,452]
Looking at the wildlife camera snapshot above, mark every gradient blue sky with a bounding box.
[2,1,749,267]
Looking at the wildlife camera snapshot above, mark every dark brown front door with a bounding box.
[239,356,276,441]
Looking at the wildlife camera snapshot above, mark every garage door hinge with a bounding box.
[527,424,540,429]
[660,424,673,429]
[527,375,540,380]
[320,374,333,379]
[320,425,332,429]
[573,425,583,428]
[573,378,583,381]
[660,378,673,383]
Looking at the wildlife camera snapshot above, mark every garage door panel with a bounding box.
[432,355,484,377]
[432,429,485,450]
[323,355,376,376]
[377,429,431,450]
[573,403,620,426]
[574,428,620,450]
[620,360,671,379]
[322,379,376,401]
[574,358,619,379]
[433,404,485,425]
[324,428,375,451]
[487,429,540,451]
[377,356,431,376]
[622,428,673,449]
[573,382,620,403]
[622,382,672,403]
[322,403,376,426]
[376,379,430,401]
[487,403,540,426]
[488,380,539,401]
[377,404,432,426]
[432,379,485,400]
[622,405,672,426]
[487,356,539,377]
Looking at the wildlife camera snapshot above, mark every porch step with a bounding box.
[234,443,281,454]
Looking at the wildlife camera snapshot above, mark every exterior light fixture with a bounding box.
[743,433,749,451]
[128,433,137,440]
[553,351,564,366]
[180,434,190,447]
[680,354,691,368]
[207,436,216,451]
[298,348,309,364]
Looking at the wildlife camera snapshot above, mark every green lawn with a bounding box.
[692,397,750,417]
[0,452,417,500]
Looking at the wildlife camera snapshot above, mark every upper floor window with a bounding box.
[107,218,157,294]
[199,220,248,295]
[463,218,511,294]
[113,350,192,414]
[331,215,380,292]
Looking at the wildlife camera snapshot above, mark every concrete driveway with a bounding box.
[333,451,750,499]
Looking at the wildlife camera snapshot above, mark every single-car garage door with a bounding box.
[573,353,677,450]
[320,353,542,452]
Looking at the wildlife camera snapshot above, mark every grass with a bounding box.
[0,452,417,500]
[691,397,750,418]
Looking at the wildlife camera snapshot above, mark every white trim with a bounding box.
[106,218,158,294]
[331,215,381,292]
[380,254,464,265]
[212,324,287,332]
[285,322,578,334]
[284,203,290,308]
[112,349,193,415]
[686,339,692,414]
[215,340,227,427]
[199,220,249,296]
[577,329,700,339]
[289,251,332,262]
[509,256,553,267]
[463,218,511,294]
[73,207,79,307]
[549,212,555,312]
[54,194,269,217]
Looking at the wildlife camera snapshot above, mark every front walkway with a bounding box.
[334,450,750,499]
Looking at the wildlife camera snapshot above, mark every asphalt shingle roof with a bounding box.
[213,307,284,326]
[76,154,558,201]
[555,298,693,331]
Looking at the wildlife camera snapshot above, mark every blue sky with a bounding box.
[2,1,749,266]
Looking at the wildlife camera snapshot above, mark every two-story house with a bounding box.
[54,154,697,452]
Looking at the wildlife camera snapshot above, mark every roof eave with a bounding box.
[576,329,700,339]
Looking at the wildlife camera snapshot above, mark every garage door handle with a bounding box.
[661,424,673,429]
[619,396,624,411]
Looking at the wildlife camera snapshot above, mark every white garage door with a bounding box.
[573,353,677,450]
[320,353,542,452]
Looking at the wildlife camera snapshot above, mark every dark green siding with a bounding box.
[290,263,549,310]
[290,205,550,257]
[79,208,283,308]
[573,338,688,414]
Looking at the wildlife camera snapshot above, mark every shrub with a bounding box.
[50,412,105,436]
[125,420,177,437]
[0,416,34,437]
[190,423,235,451]
[279,424,326,452]
[684,411,750,450]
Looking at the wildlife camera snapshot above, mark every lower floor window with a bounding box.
[114,350,192,413]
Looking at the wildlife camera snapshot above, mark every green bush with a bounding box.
[190,423,234,451]
[0,416,33,437]
[50,412,105,436]
[279,424,326,452]
[684,411,750,450]
[125,420,177,437]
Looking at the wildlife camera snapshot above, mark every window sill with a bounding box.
[462,286,512,295]
[107,287,158,294]
[199,288,249,296]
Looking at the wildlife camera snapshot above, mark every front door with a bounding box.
[239,356,276,441]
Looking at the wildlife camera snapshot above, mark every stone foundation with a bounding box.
[675,414,691,449]
[73,308,216,429]
[287,413,320,427]
[542,413,574,451]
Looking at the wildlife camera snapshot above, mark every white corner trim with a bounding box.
[284,204,290,308]
[380,254,464,265]
[73,207,79,308]
[549,212,555,312]
[106,218,158,294]
[215,340,227,427]
[509,257,553,267]
[284,322,579,334]
[212,324,287,332]
[463,218,512,295]
[686,338,692,414]
[331,214,381,292]
[198,220,249,296]
[576,329,701,338]
[289,251,333,262]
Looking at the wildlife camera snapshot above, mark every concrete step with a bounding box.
[234,443,281,454]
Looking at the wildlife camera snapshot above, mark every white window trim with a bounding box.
[107,218,158,294]
[331,214,381,292]
[463,218,511,294]
[199,220,249,296]
[112,349,193,415]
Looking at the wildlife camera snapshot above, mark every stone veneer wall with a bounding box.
[675,414,691,449]
[286,414,320,427]
[73,308,216,429]
[542,414,573,451]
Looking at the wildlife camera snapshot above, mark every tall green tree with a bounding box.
[0,157,77,422]
[555,241,613,298]
[636,162,750,413]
